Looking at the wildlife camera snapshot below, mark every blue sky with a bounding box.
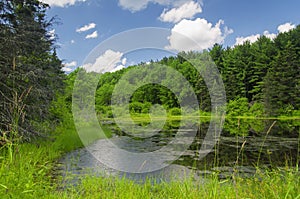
[42,0,300,73]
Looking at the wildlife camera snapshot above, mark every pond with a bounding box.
[57,118,300,184]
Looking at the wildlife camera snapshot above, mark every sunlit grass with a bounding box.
[55,169,300,199]
[0,117,299,198]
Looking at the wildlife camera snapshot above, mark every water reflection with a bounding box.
[58,118,300,183]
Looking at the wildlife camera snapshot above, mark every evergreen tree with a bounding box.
[248,36,276,101]
[0,0,64,140]
[264,41,300,115]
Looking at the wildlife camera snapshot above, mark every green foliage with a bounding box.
[129,102,144,113]
[223,118,250,136]
[226,98,249,116]
[1,138,299,198]
[263,28,300,116]
[293,110,300,117]
[169,107,182,116]
[0,0,64,142]
[0,2,299,198]
[249,102,265,117]
[141,102,152,114]
[84,26,300,118]
[280,104,295,116]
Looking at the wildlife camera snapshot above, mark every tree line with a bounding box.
[93,26,300,117]
[1,0,299,143]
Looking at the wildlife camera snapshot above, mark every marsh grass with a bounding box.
[53,169,299,199]
[0,117,300,198]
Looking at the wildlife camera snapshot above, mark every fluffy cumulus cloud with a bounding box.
[118,0,198,12]
[166,18,233,52]
[76,23,96,33]
[235,32,276,46]
[159,1,202,23]
[277,22,296,33]
[62,61,77,73]
[83,50,126,73]
[235,34,261,46]
[41,0,87,7]
[263,31,277,40]
[110,65,125,73]
[85,31,98,39]
[64,61,77,67]
[62,67,73,72]
[235,22,296,46]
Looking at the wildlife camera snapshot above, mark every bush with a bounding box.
[129,102,144,113]
[293,110,300,117]
[169,108,181,116]
[249,102,265,117]
[141,102,152,114]
[279,104,294,116]
[226,98,249,116]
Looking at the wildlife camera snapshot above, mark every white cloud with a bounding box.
[278,22,296,33]
[263,31,277,40]
[83,50,126,73]
[118,0,198,12]
[76,23,96,33]
[235,32,276,46]
[118,0,149,12]
[234,22,296,46]
[41,0,87,7]
[64,61,77,67]
[110,65,125,72]
[62,67,73,72]
[62,61,77,73]
[166,18,233,52]
[121,58,127,66]
[235,34,260,46]
[159,1,202,23]
[48,29,56,40]
[71,40,75,44]
[85,31,98,39]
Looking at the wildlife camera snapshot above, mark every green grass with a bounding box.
[39,169,300,198]
[0,119,300,198]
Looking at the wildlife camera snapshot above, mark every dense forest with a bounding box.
[77,26,300,119]
[1,0,300,143]
[0,1,300,198]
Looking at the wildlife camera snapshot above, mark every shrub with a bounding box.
[249,102,265,117]
[226,98,249,116]
[129,102,144,113]
[141,102,152,114]
[169,108,182,116]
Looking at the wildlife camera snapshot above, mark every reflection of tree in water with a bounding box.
[102,118,299,175]
[174,119,299,177]
[222,118,300,136]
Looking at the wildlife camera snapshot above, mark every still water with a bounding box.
[58,118,300,183]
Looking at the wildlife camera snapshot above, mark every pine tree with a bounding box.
[0,0,64,140]
[264,41,300,116]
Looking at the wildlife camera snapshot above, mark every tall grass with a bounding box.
[53,169,299,199]
[0,116,299,198]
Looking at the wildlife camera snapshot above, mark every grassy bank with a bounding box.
[0,121,299,198]
[0,122,77,198]
[65,170,300,199]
